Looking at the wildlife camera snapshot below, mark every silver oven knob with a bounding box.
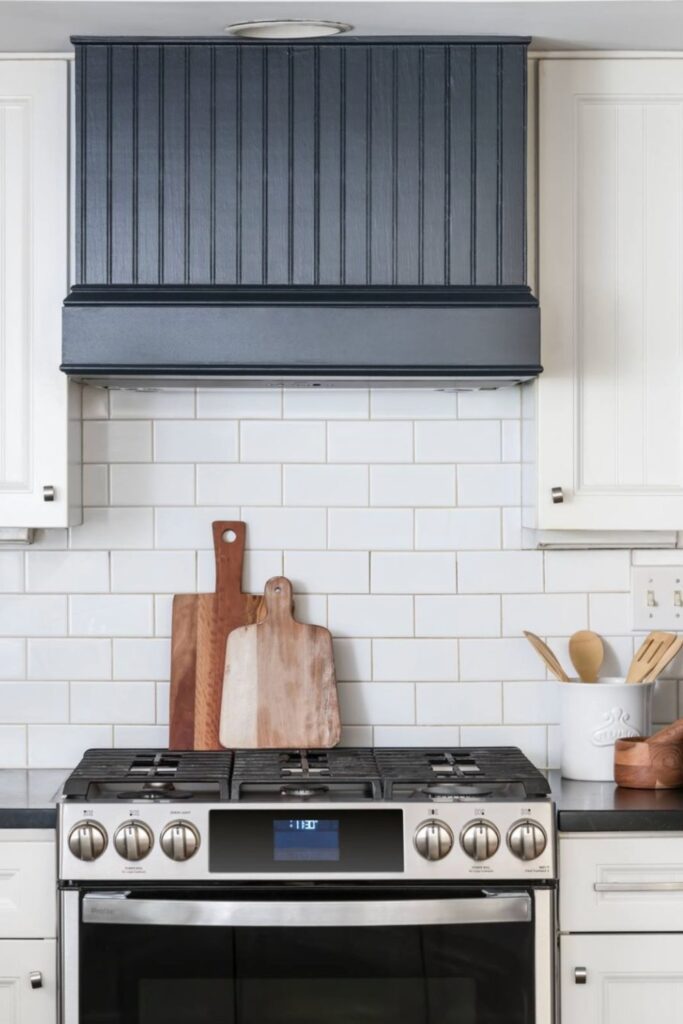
[68,821,107,861]
[461,820,500,861]
[414,820,454,861]
[508,820,547,861]
[160,821,200,861]
[114,821,153,861]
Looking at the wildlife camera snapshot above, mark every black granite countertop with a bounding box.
[0,770,67,828]
[548,770,683,832]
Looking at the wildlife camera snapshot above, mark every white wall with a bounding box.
[0,384,676,768]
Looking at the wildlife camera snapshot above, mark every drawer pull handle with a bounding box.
[29,971,43,989]
[574,967,587,985]
[594,882,683,892]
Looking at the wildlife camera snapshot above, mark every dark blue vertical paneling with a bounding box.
[81,45,109,283]
[110,45,134,283]
[291,45,316,284]
[422,46,447,285]
[501,44,526,285]
[238,46,264,283]
[265,45,289,283]
[396,46,420,284]
[369,45,393,285]
[447,45,472,285]
[213,45,237,284]
[135,45,160,284]
[342,45,369,285]
[187,45,212,283]
[161,45,186,283]
[474,45,499,285]
[317,46,342,284]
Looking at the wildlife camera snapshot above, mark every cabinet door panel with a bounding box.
[0,838,56,938]
[561,934,683,1023]
[0,939,56,1024]
[538,60,683,529]
[0,60,76,528]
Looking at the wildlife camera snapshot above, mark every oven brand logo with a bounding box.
[591,707,641,746]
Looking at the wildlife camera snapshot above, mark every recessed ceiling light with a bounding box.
[225,19,353,40]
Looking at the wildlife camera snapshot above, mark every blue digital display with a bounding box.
[273,819,340,862]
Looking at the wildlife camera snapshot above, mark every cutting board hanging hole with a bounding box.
[222,529,237,543]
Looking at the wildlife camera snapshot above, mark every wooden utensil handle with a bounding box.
[212,521,246,614]
[262,577,295,622]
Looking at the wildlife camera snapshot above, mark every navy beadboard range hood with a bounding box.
[62,37,540,387]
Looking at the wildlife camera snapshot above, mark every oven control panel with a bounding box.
[59,800,555,882]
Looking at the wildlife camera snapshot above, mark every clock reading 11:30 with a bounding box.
[288,820,319,831]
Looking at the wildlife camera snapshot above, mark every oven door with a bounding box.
[61,885,554,1024]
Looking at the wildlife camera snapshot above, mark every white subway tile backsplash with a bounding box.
[417,682,501,724]
[283,389,369,419]
[83,421,152,463]
[285,551,369,594]
[0,596,67,637]
[338,683,415,725]
[69,508,153,549]
[0,553,23,592]
[328,509,413,550]
[415,509,500,550]
[371,553,455,594]
[6,385,677,768]
[155,507,240,549]
[26,551,110,593]
[197,389,282,419]
[545,550,631,593]
[241,421,325,462]
[155,421,238,463]
[0,726,27,766]
[28,725,112,767]
[329,596,413,637]
[111,552,195,593]
[110,464,195,506]
[457,464,521,506]
[28,639,111,680]
[197,464,281,505]
[502,594,588,637]
[71,681,156,724]
[374,640,458,681]
[415,596,501,638]
[328,422,413,463]
[458,551,543,594]
[0,682,68,723]
[113,639,170,680]
[415,421,500,463]
[69,595,154,637]
[284,465,368,507]
[370,465,455,507]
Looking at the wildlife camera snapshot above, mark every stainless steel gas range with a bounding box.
[59,747,556,1024]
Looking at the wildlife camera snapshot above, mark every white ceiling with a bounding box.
[3,0,683,53]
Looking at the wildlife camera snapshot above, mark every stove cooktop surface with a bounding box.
[61,746,550,803]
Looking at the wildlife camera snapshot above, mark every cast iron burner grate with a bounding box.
[63,748,233,800]
[230,748,383,801]
[375,747,551,800]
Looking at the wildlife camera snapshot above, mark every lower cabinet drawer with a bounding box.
[559,835,683,932]
[0,839,56,938]
[0,939,56,1024]
[561,933,683,1024]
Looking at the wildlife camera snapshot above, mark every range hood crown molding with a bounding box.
[62,35,540,388]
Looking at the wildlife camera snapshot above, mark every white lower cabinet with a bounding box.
[0,939,56,1024]
[561,933,683,1023]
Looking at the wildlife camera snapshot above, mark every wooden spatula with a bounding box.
[642,635,683,683]
[523,631,570,682]
[626,632,677,683]
[568,630,604,683]
[219,576,341,749]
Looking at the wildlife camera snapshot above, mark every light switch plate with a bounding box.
[632,566,683,631]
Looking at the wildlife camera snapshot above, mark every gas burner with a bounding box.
[279,786,322,798]
[425,783,496,800]
[230,748,383,801]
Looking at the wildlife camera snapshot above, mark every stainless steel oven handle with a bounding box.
[82,892,532,928]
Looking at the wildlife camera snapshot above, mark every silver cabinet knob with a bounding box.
[42,485,55,502]
[460,820,500,861]
[160,821,200,862]
[114,821,153,861]
[29,971,43,989]
[508,820,548,861]
[68,821,107,861]
[551,486,564,504]
[414,820,454,861]
[574,967,587,985]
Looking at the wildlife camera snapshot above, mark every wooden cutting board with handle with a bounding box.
[169,521,263,750]
[219,576,341,749]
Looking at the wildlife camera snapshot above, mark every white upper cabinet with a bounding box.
[537,59,683,530]
[0,59,79,529]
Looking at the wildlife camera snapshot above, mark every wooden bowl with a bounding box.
[614,736,683,789]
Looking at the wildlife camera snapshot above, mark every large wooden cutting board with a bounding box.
[169,521,263,750]
[219,576,341,749]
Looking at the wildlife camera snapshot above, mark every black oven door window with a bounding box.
[78,889,536,1024]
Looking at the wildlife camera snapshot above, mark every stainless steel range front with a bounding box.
[59,747,556,1024]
